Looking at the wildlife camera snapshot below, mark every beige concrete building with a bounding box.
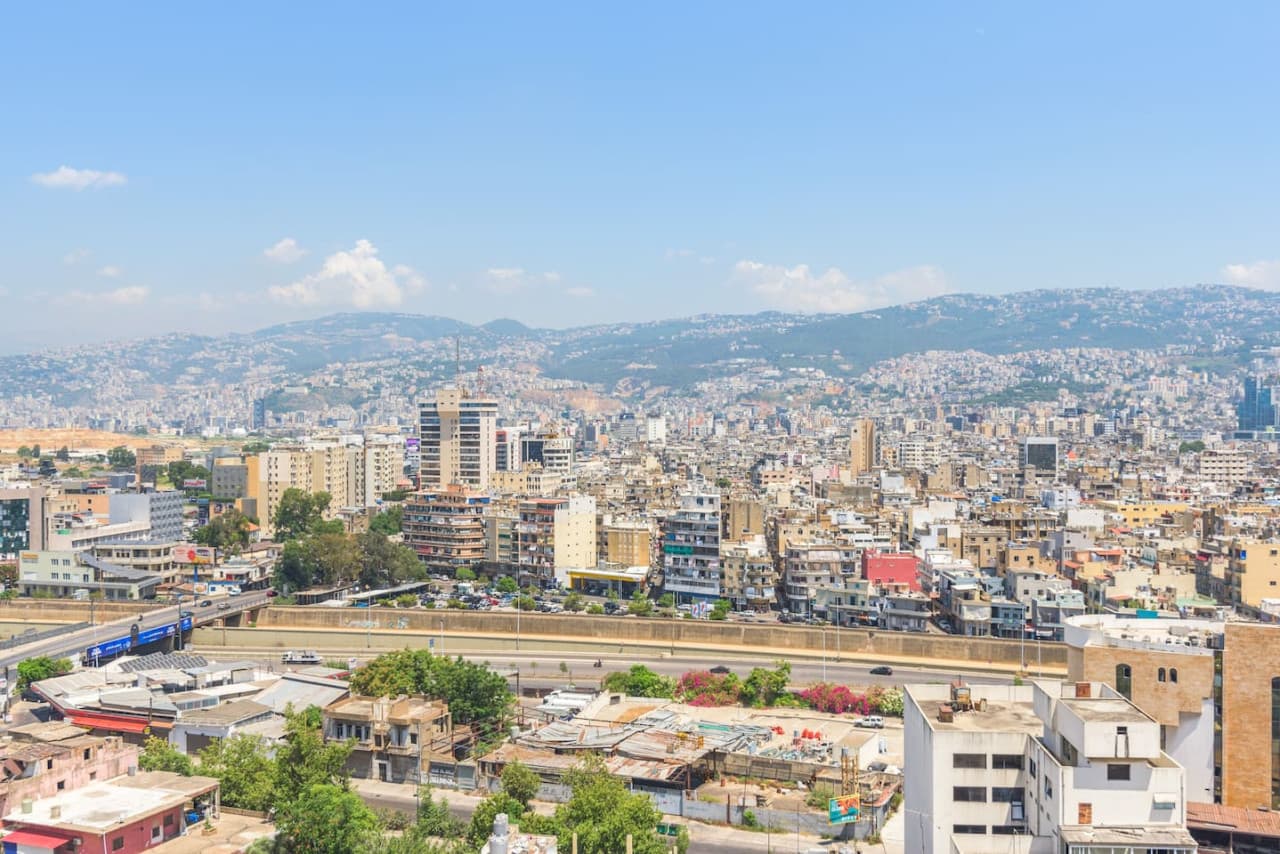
[419,387,498,491]
[850,418,876,476]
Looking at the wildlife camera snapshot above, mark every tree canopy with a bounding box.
[139,735,194,776]
[16,656,72,694]
[272,488,334,541]
[276,783,381,854]
[347,649,513,733]
[368,505,403,535]
[601,665,675,699]
[198,734,275,812]
[192,508,253,554]
[106,446,136,470]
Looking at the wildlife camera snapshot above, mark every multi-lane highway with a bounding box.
[0,590,272,673]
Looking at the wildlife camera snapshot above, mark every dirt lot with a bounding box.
[0,428,176,453]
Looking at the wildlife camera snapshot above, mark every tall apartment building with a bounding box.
[723,496,765,541]
[515,496,597,584]
[720,538,776,611]
[211,457,250,499]
[897,433,941,471]
[905,680,1197,854]
[1237,374,1276,433]
[0,487,45,557]
[660,491,721,601]
[495,429,520,472]
[1022,436,1059,474]
[850,419,876,476]
[254,443,356,536]
[361,434,406,506]
[419,388,498,491]
[402,487,490,569]
[520,429,574,477]
[109,491,184,543]
[1197,449,1248,485]
[781,543,846,615]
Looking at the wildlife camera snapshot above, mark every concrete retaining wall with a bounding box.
[0,601,155,623]
[254,606,1067,669]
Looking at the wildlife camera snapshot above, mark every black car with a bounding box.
[199,599,212,607]
[709,665,732,675]
[870,665,894,676]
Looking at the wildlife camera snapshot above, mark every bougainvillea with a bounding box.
[796,683,871,715]
[675,670,742,706]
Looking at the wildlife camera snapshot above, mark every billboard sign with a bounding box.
[172,546,215,564]
[828,794,860,825]
[183,478,208,489]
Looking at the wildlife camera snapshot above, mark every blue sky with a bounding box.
[2,2,1278,350]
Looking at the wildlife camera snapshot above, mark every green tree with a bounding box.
[515,594,536,611]
[874,687,904,717]
[501,760,540,807]
[708,599,732,621]
[242,440,272,454]
[62,466,86,478]
[192,508,253,554]
[555,754,666,854]
[274,539,313,592]
[601,665,676,699]
[272,488,334,542]
[495,576,519,594]
[15,656,73,694]
[55,446,70,461]
[198,734,276,812]
[357,530,424,588]
[467,793,525,849]
[563,592,585,612]
[138,735,194,776]
[106,446,136,470]
[29,444,40,459]
[276,783,380,854]
[309,533,362,587]
[586,603,604,615]
[348,649,514,731]
[1179,440,1206,454]
[627,590,653,616]
[415,786,464,839]
[15,446,31,459]
[657,593,675,610]
[167,460,211,487]
[369,505,403,535]
[740,660,791,707]
[274,706,353,805]
[454,567,477,582]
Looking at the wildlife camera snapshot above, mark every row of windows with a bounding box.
[952,786,1024,803]
[953,825,1025,835]
[952,753,1024,770]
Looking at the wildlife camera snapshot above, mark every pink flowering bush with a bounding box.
[797,683,871,715]
[676,670,742,706]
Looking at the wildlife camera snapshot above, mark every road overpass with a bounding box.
[0,590,272,674]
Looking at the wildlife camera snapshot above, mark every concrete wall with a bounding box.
[255,607,1067,670]
[0,600,155,622]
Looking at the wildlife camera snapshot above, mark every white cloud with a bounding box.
[31,165,127,190]
[263,237,307,264]
[565,286,595,298]
[734,259,949,313]
[96,265,123,279]
[269,239,425,308]
[63,248,91,265]
[483,267,563,294]
[65,286,149,305]
[1223,260,1280,290]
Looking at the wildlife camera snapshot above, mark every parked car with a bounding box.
[199,599,212,607]
[216,602,230,611]
[709,665,732,675]
[870,665,894,676]
[855,716,885,729]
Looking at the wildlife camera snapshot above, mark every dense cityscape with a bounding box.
[7,3,1280,852]
[0,309,1278,852]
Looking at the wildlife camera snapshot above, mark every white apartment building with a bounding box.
[661,490,721,601]
[361,433,406,506]
[905,680,1198,854]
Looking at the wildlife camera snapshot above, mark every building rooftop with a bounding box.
[2,772,217,834]
[1060,697,1151,725]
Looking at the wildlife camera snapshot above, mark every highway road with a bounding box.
[0,590,272,673]
[190,642,1015,689]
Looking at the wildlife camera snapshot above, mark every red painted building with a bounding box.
[0,771,218,854]
[861,550,921,591]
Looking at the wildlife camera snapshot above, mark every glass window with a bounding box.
[1107,764,1131,781]
[952,825,986,834]
[1157,667,1166,682]
[993,754,1023,770]
[1116,663,1132,699]
[1170,668,1178,684]
[953,787,987,802]
[953,753,987,769]
[992,787,1022,802]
